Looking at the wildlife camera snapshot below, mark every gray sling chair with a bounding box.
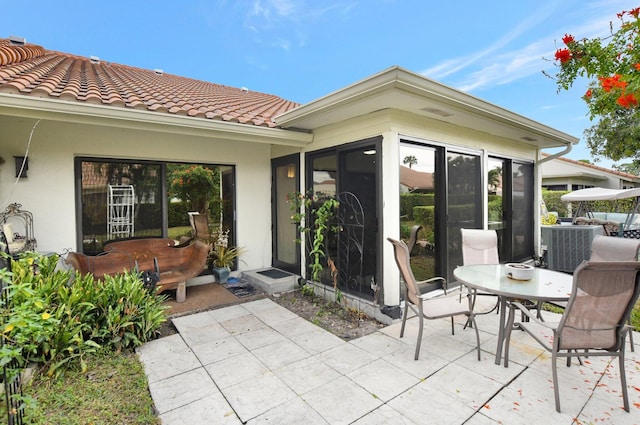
[504,261,640,413]
[590,235,640,351]
[545,235,639,351]
[387,237,481,361]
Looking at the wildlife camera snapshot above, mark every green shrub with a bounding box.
[400,222,411,239]
[488,198,502,222]
[168,200,191,227]
[542,190,570,217]
[1,251,168,378]
[400,193,434,219]
[413,206,436,244]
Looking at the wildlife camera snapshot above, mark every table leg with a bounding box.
[494,296,508,365]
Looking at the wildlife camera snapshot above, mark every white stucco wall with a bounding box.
[0,116,275,271]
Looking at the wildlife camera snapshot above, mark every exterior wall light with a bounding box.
[14,156,28,178]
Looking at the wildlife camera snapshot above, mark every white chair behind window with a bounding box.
[460,228,500,317]
[461,228,499,265]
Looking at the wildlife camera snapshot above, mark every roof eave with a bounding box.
[0,93,313,147]
[276,66,578,149]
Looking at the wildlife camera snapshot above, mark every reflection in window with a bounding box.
[398,144,437,281]
[77,159,234,254]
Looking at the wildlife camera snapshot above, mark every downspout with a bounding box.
[535,141,573,166]
[534,141,574,258]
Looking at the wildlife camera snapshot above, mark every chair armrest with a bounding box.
[510,301,557,330]
[416,277,447,294]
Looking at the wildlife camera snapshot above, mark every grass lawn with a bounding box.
[22,351,159,425]
[168,225,192,241]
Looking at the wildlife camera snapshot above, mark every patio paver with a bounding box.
[137,297,640,424]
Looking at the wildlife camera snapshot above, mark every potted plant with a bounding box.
[209,228,245,284]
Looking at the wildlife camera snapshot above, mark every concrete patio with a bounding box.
[137,296,640,424]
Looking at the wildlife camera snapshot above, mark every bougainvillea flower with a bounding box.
[584,89,593,98]
[617,93,638,107]
[554,48,572,63]
[634,63,640,71]
[600,74,627,92]
[562,34,575,44]
[629,7,640,17]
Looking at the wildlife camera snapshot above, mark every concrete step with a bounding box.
[242,268,298,295]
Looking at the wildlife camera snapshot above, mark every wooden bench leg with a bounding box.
[176,282,186,303]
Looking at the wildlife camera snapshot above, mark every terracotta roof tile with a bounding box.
[0,38,299,127]
[541,153,640,179]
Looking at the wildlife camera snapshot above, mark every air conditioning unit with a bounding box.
[541,225,603,273]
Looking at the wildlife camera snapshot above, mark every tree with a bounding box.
[612,160,640,176]
[168,165,219,214]
[403,155,418,169]
[549,7,640,163]
[487,167,502,193]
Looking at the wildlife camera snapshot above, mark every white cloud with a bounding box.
[422,1,628,93]
[244,0,358,50]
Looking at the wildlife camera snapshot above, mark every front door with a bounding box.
[271,155,300,274]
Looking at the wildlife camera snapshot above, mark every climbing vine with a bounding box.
[287,191,339,282]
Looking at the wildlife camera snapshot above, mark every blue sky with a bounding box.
[3,0,637,168]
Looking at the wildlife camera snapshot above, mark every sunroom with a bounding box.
[272,66,578,317]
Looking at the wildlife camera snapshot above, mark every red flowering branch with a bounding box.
[548,7,640,164]
[551,8,640,112]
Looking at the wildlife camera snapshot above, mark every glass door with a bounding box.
[271,155,300,274]
[445,151,482,278]
[509,161,534,261]
[305,138,381,301]
[337,142,379,299]
[488,157,507,260]
[398,143,482,282]
[487,156,534,262]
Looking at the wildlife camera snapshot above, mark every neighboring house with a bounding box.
[541,154,640,190]
[0,37,578,315]
[399,165,433,193]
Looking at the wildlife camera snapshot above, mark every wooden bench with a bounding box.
[66,239,209,303]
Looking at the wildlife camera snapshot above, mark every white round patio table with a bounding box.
[454,264,573,365]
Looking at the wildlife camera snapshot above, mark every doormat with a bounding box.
[224,278,257,298]
[257,268,292,279]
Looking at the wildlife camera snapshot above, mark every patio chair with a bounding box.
[188,212,212,242]
[388,237,481,361]
[407,224,422,256]
[460,228,500,318]
[504,261,640,413]
[546,235,639,351]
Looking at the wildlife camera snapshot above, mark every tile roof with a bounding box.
[541,153,640,179]
[0,38,300,128]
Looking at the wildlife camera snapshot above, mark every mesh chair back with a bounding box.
[461,228,499,265]
[590,235,640,261]
[190,213,211,241]
[559,261,640,350]
[388,238,422,306]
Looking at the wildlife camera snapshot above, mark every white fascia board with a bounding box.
[276,66,578,147]
[0,93,313,147]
